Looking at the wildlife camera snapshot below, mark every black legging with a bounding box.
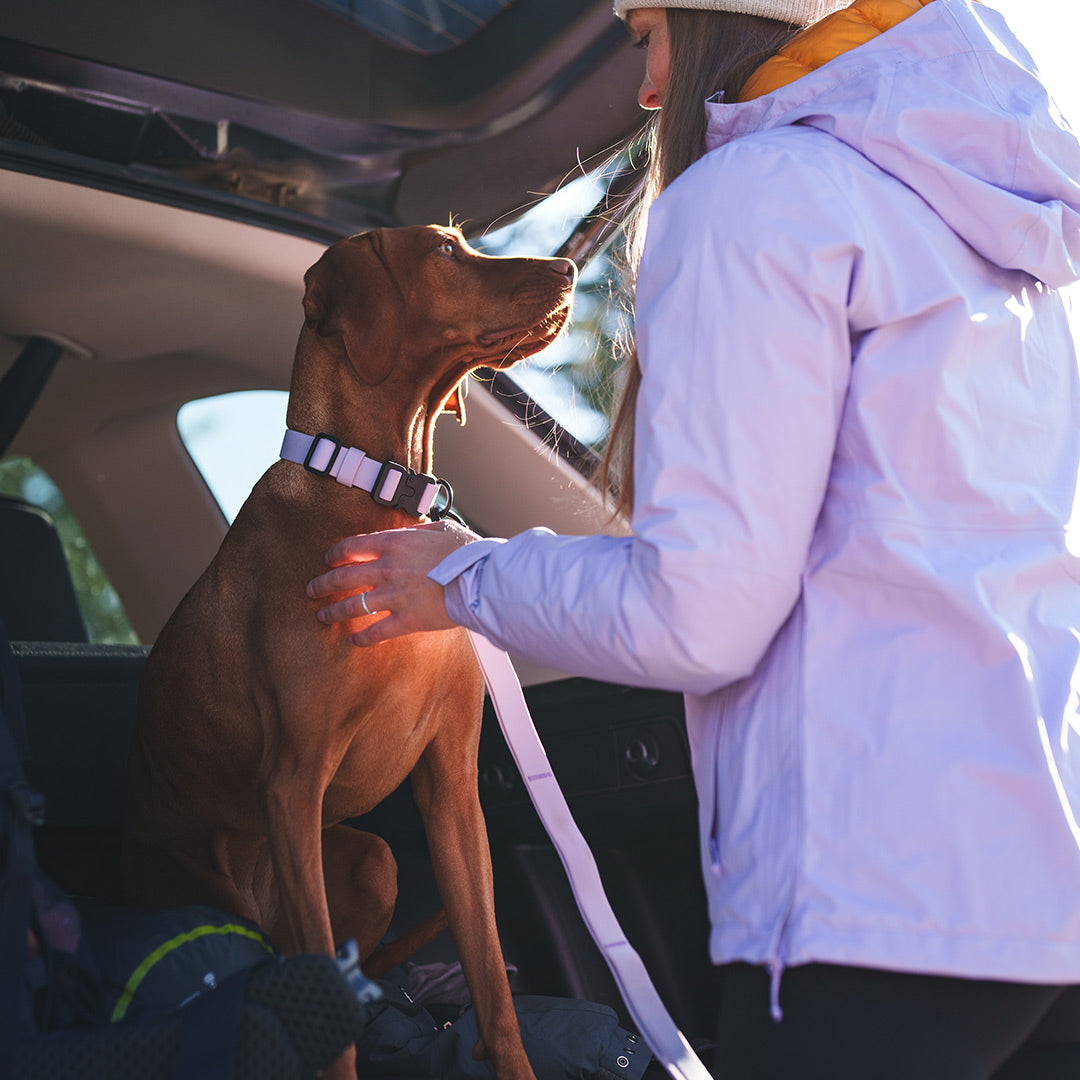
[713,962,1080,1079]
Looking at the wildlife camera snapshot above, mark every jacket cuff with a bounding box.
[428,537,504,586]
[428,538,506,630]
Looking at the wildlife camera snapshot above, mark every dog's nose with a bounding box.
[548,258,576,282]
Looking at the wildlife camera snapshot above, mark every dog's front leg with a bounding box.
[412,730,536,1080]
[263,775,334,954]
[262,753,358,1080]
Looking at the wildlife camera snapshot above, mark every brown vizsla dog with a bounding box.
[122,225,576,1080]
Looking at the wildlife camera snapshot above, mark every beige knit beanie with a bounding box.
[613,0,849,25]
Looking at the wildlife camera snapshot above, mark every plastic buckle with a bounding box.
[368,461,423,517]
[334,939,384,1006]
[8,780,45,826]
[302,433,342,477]
[370,461,455,519]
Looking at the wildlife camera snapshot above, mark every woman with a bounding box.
[308,1,1080,1074]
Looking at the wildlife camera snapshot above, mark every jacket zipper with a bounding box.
[709,684,798,1023]
[765,617,803,1025]
[764,835,798,1021]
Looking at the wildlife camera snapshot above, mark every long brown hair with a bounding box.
[599,8,799,518]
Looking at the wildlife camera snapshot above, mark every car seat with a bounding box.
[0,495,88,642]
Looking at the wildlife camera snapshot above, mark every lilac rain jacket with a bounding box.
[433,0,1080,986]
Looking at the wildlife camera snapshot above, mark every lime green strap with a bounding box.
[110,922,274,1023]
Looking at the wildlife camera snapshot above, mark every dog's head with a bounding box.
[301,225,576,419]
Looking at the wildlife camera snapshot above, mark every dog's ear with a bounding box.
[302,236,399,386]
[442,377,468,425]
[302,257,335,338]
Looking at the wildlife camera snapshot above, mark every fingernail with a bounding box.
[316,608,328,623]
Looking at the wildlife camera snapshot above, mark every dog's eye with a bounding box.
[439,240,457,257]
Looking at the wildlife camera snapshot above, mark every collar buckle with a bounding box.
[372,460,432,517]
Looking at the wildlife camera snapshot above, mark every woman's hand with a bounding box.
[307,520,479,645]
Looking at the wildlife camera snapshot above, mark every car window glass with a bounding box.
[178,390,288,525]
[308,0,507,54]
[0,454,139,644]
[475,171,634,450]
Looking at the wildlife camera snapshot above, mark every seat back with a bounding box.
[0,495,88,642]
[14,641,148,901]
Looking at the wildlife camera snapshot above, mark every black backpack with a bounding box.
[0,618,373,1080]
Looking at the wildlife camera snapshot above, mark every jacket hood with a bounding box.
[704,0,1080,287]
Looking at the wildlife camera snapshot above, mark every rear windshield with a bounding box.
[305,0,509,53]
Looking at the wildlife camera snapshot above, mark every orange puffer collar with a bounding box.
[739,0,935,100]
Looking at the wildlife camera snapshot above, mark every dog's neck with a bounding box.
[282,335,455,520]
[285,396,433,477]
[286,333,453,478]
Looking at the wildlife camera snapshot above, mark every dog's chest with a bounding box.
[318,642,483,823]
[322,724,432,820]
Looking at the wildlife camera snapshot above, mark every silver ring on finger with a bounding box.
[360,591,373,616]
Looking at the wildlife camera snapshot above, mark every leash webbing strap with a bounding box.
[467,631,712,1080]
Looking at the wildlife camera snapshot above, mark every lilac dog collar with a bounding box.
[280,429,453,521]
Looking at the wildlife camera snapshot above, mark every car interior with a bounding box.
[1,0,723,1060]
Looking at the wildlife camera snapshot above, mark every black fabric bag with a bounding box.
[356,977,653,1080]
[0,617,371,1079]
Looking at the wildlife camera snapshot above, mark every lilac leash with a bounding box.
[467,631,712,1080]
